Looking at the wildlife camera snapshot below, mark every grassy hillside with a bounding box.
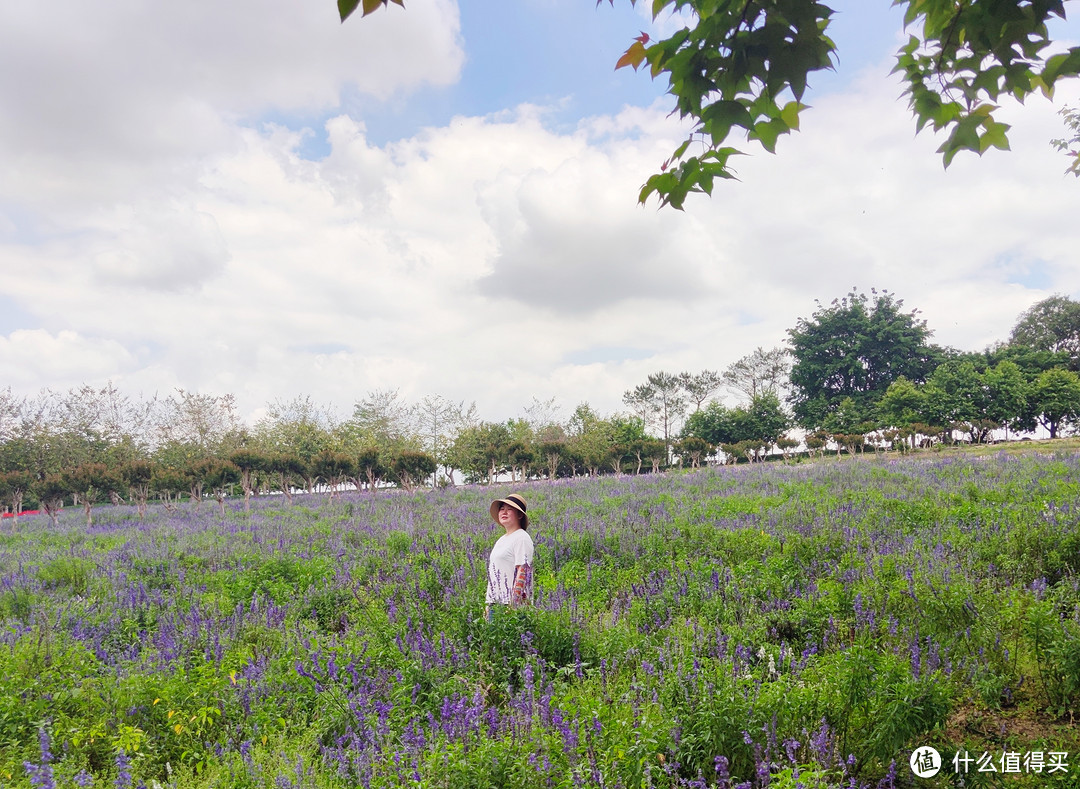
[3,447,1080,788]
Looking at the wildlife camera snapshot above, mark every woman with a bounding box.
[485,493,534,618]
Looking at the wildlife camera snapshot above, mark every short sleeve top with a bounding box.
[485,528,534,604]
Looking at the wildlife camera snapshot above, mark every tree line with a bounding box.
[2,291,1079,520]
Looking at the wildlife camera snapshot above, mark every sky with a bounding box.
[1,0,1079,427]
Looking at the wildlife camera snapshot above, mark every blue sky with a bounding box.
[270,0,913,157]
[1,0,1079,425]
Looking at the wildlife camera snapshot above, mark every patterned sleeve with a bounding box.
[511,563,532,606]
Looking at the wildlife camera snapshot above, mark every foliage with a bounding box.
[345,1,1080,207]
[389,449,437,491]
[5,450,1080,787]
[788,289,941,430]
[1050,104,1080,176]
[683,391,789,460]
[1009,294,1080,368]
[1027,367,1080,438]
[722,346,790,401]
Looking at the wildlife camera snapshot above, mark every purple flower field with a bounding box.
[3,450,1080,788]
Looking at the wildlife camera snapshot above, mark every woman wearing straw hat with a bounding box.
[485,493,534,619]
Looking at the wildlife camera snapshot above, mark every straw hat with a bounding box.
[490,493,528,529]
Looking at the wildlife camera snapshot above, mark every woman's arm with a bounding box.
[510,563,532,606]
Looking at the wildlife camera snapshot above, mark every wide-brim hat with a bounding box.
[490,493,528,529]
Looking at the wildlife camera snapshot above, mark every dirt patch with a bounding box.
[941,705,1080,750]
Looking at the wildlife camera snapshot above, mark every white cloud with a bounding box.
[0,0,464,212]
[2,5,1079,424]
[0,330,137,388]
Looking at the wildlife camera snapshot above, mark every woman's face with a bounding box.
[498,503,521,529]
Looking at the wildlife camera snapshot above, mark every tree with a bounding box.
[34,474,69,527]
[184,458,217,511]
[154,389,243,466]
[676,436,712,469]
[389,450,437,492]
[201,459,241,516]
[151,465,189,513]
[877,376,925,448]
[536,439,564,480]
[266,453,305,504]
[505,440,535,483]
[355,446,387,494]
[252,395,336,465]
[1028,368,1080,438]
[679,370,723,412]
[344,389,417,454]
[566,403,616,477]
[62,463,111,527]
[120,460,155,519]
[230,449,272,512]
[722,348,789,402]
[922,360,994,443]
[984,360,1029,439]
[0,471,33,518]
[312,451,357,498]
[683,392,789,461]
[624,372,687,457]
[788,289,941,430]
[1008,294,1080,368]
[621,383,655,432]
[1051,105,1080,176]
[346,1,1080,208]
[413,394,461,477]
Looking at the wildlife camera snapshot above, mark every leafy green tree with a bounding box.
[505,440,535,483]
[347,1,1080,208]
[312,451,357,498]
[1028,368,1080,438]
[151,465,189,513]
[922,360,995,443]
[0,470,33,517]
[877,377,925,448]
[252,396,336,465]
[788,290,942,429]
[33,474,69,527]
[984,360,1029,439]
[1008,294,1080,369]
[639,438,668,473]
[744,391,792,458]
[389,450,437,492]
[610,415,648,446]
[824,396,868,436]
[201,459,241,516]
[684,392,788,461]
[1051,105,1080,176]
[62,463,111,527]
[676,436,713,469]
[537,439,565,480]
[683,401,737,446]
[120,460,155,519]
[566,404,616,477]
[266,453,305,504]
[230,449,272,512]
[453,422,514,485]
[355,446,387,494]
[184,458,217,511]
[775,436,800,463]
